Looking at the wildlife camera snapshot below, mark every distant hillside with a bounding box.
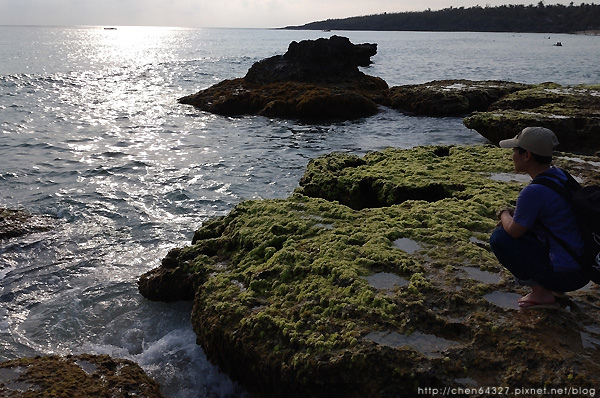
[284,3,600,33]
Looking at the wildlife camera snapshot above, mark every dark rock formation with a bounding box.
[464,82,600,155]
[0,208,54,239]
[179,36,388,121]
[138,145,600,397]
[0,354,163,397]
[389,80,529,116]
[244,35,377,84]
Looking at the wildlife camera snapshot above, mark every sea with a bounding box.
[0,26,599,397]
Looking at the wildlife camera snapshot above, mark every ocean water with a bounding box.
[0,26,599,397]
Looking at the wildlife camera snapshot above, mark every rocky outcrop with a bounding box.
[179,36,600,154]
[388,80,529,116]
[464,83,600,155]
[0,208,54,239]
[179,36,388,120]
[0,354,163,397]
[138,145,600,397]
[244,35,377,84]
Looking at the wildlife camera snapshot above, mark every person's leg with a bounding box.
[490,228,590,290]
[489,228,556,306]
[530,269,589,293]
[489,228,550,282]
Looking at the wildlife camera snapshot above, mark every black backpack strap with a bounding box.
[532,169,582,200]
[532,177,570,201]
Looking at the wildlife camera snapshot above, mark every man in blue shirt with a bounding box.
[490,127,589,309]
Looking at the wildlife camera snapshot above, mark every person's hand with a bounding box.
[496,206,514,219]
[496,207,514,227]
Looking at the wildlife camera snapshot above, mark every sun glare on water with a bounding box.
[75,26,188,68]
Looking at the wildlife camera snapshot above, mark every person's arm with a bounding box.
[499,210,528,238]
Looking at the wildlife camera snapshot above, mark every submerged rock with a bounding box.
[179,36,388,120]
[139,145,600,396]
[0,354,163,398]
[0,207,54,239]
[388,80,529,116]
[464,83,600,155]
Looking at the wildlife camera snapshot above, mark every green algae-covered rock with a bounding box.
[139,145,600,397]
[0,354,163,397]
[296,145,518,210]
[389,80,529,117]
[464,83,600,155]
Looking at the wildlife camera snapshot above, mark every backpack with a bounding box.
[532,169,600,284]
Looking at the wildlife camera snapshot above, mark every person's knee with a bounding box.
[489,227,510,251]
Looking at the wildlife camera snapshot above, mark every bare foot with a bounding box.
[518,286,556,306]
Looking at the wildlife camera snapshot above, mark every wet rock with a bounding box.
[179,36,388,121]
[139,145,600,396]
[0,208,54,239]
[389,80,529,116]
[138,247,204,302]
[0,354,163,398]
[464,83,600,155]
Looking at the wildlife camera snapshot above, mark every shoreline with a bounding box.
[571,30,600,35]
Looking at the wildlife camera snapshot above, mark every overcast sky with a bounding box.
[0,0,581,28]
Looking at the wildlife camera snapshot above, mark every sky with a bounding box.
[0,0,582,29]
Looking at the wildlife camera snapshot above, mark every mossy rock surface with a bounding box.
[0,208,55,239]
[179,78,387,121]
[389,80,529,117]
[139,145,600,397]
[0,354,163,398]
[464,83,600,154]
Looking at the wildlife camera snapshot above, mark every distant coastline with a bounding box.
[572,30,600,35]
[283,3,600,34]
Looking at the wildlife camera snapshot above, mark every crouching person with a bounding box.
[490,127,589,309]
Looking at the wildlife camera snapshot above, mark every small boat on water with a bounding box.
[554,41,562,46]
[104,27,117,30]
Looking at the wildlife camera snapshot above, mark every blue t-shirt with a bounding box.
[513,167,584,272]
